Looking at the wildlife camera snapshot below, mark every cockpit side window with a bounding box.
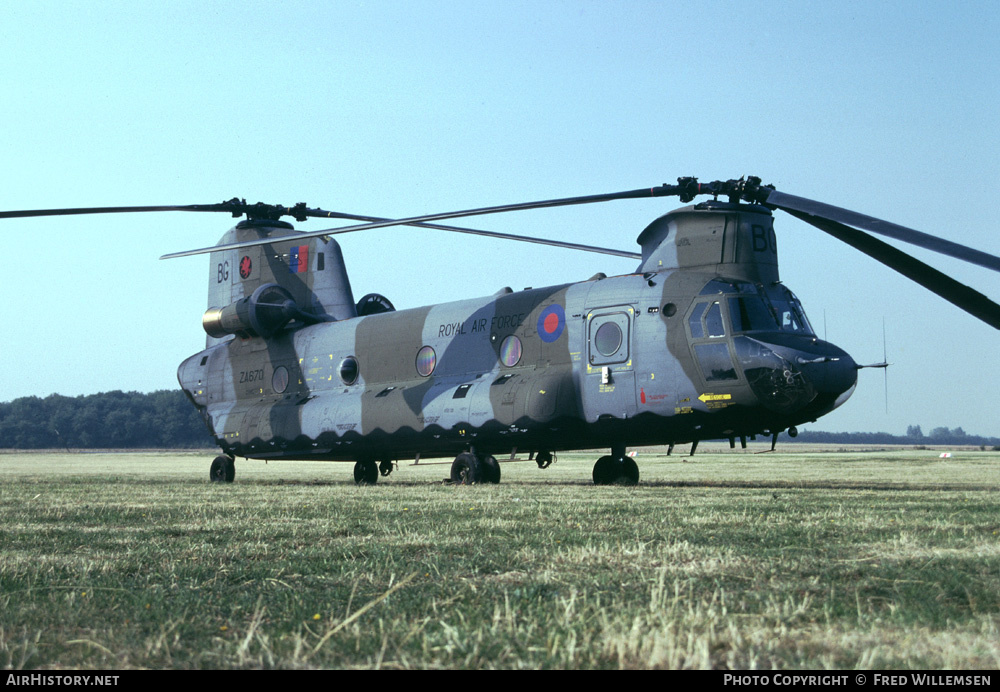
[688,302,707,338]
[705,302,725,337]
[688,301,726,338]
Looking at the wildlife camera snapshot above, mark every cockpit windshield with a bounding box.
[763,284,814,335]
[699,279,815,336]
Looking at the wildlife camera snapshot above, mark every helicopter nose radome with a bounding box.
[752,335,858,419]
[792,347,858,415]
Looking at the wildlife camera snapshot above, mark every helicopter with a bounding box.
[4,177,999,485]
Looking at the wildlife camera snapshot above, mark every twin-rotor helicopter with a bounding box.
[5,176,999,485]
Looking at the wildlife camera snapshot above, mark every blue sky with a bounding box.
[2,0,998,436]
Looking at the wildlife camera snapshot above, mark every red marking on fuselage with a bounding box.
[543,312,559,334]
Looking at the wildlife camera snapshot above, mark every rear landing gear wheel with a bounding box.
[210,455,235,483]
[379,459,394,477]
[620,457,639,485]
[592,455,639,486]
[450,452,481,485]
[354,459,378,485]
[480,455,501,484]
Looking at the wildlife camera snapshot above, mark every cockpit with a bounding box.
[694,279,814,337]
[683,277,856,422]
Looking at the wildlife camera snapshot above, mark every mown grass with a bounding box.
[1,448,998,669]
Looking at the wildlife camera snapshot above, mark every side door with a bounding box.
[581,307,637,422]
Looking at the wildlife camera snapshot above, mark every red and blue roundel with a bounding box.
[537,304,565,343]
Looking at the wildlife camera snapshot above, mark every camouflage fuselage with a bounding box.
[177,202,859,462]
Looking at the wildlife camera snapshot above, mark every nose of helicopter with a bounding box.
[790,343,858,416]
[736,335,858,420]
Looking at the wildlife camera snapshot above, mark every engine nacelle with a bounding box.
[356,293,396,316]
[202,283,299,338]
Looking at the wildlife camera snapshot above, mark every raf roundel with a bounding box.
[537,304,565,343]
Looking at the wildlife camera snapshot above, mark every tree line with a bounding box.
[0,390,213,449]
[784,427,1000,447]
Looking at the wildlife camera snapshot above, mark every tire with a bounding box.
[480,455,501,484]
[210,455,235,483]
[450,452,481,485]
[619,457,639,485]
[593,455,639,485]
[592,455,615,485]
[353,459,378,485]
[535,450,554,469]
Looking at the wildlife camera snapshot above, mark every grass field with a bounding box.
[1,446,998,669]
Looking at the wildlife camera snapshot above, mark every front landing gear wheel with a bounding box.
[379,459,394,477]
[592,455,639,486]
[450,452,481,485]
[210,455,235,483]
[535,450,554,469]
[354,459,378,485]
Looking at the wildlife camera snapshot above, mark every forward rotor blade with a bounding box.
[783,207,1000,330]
[760,189,1000,273]
[161,184,682,259]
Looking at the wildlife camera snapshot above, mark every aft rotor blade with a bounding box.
[303,210,640,259]
[161,184,683,259]
[0,203,242,219]
[783,208,1000,330]
[760,189,1000,273]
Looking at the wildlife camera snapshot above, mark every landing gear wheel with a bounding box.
[210,455,235,483]
[535,450,554,469]
[354,459,379,485]
[450,452,481,485]
[620,457,639,485]
[592,455,639,486]
[480,455,501,484]
[593,455,616,485]
[379,459,394,477]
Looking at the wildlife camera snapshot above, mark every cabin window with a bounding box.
[588,311,631,365]
[272,366,289,394]
[499,335,522,367]
[339,356,359,385]
[415,346,436,377]
[594,322,623,356]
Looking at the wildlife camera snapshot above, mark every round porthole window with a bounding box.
[272,365,289,394]
[594,322,622,357]
[339,356,359,385]
[499,335,522,367]
[416,345,436,377]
